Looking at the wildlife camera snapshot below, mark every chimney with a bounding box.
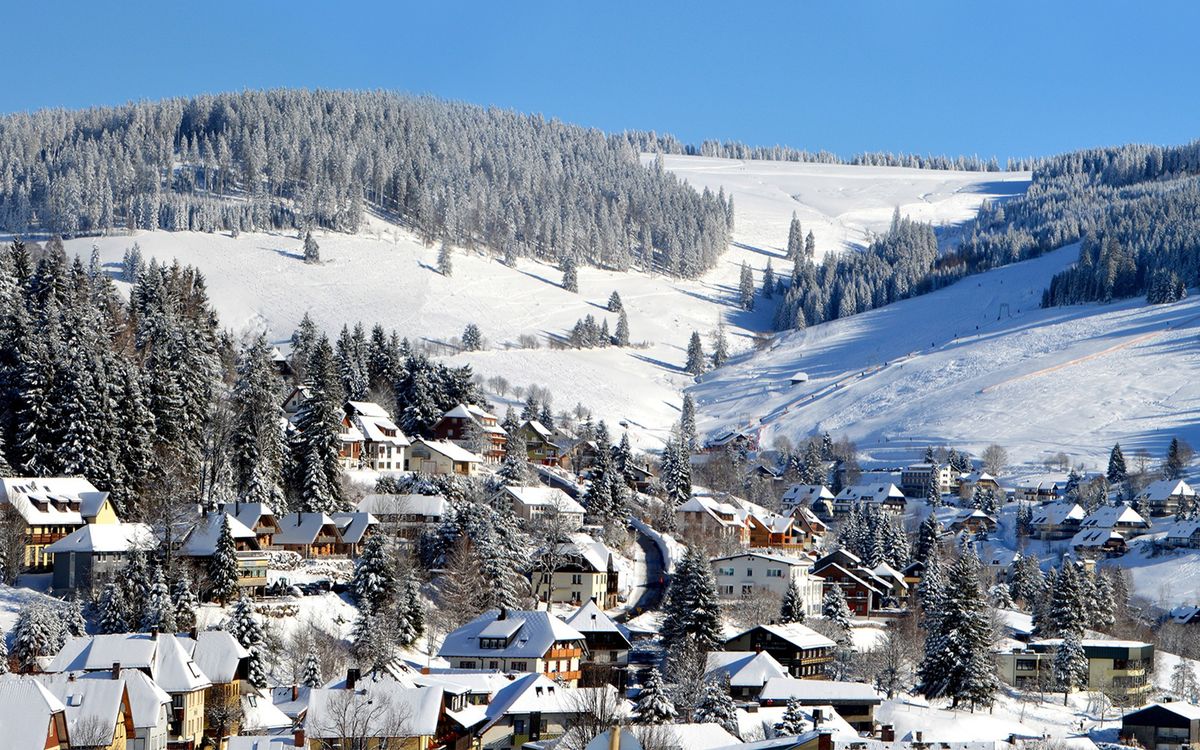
[498,608,508,620]
[189,626,198,640]
[291,683,299,702]
[67,672,76,682]
[150,627,159,640]
[818,731,833,750]
[111,662,120,681]
[346,668,360,690]
[293,729,305,748]
[881,725,895,742]
[609,725,622,750]
[915,731,923,743]
[812,708,822,726]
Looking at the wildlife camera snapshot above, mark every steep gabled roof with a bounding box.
[79,669,168,731]
[705,650,788,688]
[178,630,249,685]
[273,512,337,546]
[760,677,883,703]
[0,676,69,750]
[306,684,443,738]
[357,493,446,517]
[180,512,258,556]
[35,672,131,746]
[504,485,585,515]
[412,438,483,463]
[1080,503,1148,529]
[438,610,585,660]
[45,522,155,554]
[726,623,836,651]
[563,600,632,647]
[331,512,378,544]
[47,633,211,694]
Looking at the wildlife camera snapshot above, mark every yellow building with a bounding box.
[36,673,136,750]
[533,537,619,609]
[996,637,1154,699]
[0,476,119,571]
[438,610,588,686]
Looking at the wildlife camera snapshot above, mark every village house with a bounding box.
[811,549,897,614]
[533,537,620,609]
[563,600,632,689]
[178,630,251,737]
[343,400,411,471]
[467,672,620,749]
[746,509,821,554]
[704,650,790,700]
[356,493,446,539]
[1071,528,1129,558]
[949,508,998,536]
[503,485,586,529]
[220,502,282,548]
[781,484,836,516]
[1012,477,1067,504]
[433,403,508,463]
[273,512,375,558]
[0,677,72,750]
[96,668,172,750]
[45,522,155,595]
[304,680,447,750]
[995,637,1154,700]
[36,672,136,750]
[900,463,954,497]
[47,633,213,750]
[179,512,270,595]
[722,623,837,679]
[1122,702,1200,750]
[407,438,484,476]
[1079,502,1151,538]
[758,678,884,731]
[832,484,906,515]
[674,494,751,546]
[957,470,1002,501]
[1135,478,1196,517]
[438,610,587,687]
[515,421,566,467]
[281,385,310,418]
[1029,501,1085,540]
[0,476,120,572]
[1164,518,1200,549]
[710,551,824,617]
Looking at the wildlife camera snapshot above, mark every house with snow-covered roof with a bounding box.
[343,400,410,472]
[833,483,906,514]
[674,494,751,545]
[710,551,823,616]
[408,438,484,476]
[563,599,632,688]
[1164,518,1200,549]
[758,677,883,731]
[47,633,213,749]
[0,476,119,571]
[957,470,1002,501]
[438,609,587,686]
[179,511,269,594]
[1028,501,1085,540]
[273,511,367,558]
[811,548,896,614]
[723,623,836,679]
[34,672,135,750]
[434,403,508,463]
[1122,702,1200,750]
[503,485,585,529]
[356,493,446,539]
[305,681,447,749]
[1136,478,1196,517]
[1071,528,1128,558]
[782,484,835,515]
[516,420,566,467]
[218,501,281,547]
[45,521,155,595]
[78,668,171,750]
[532,536,620,609]
[900,463,953,497]
[996,637,1154,700]
[1079,503,1151,538]
[0,676,71,750]
[471,672,624,749]
[705,650,789,700]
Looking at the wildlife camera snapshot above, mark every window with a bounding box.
[459,661,477,669]
[746,568,754,576]
[571,574,582,585]
[742,585,753,595]
[510,661,527,671]
[720,585,734,595]
[514,719,526,735]
[718,567,734,576]
[766,569,783,578]
[488,661,499,670]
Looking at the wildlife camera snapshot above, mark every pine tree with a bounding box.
[461,323,483,352]
[913,514,941,567]
[561,256,578,292]
[302,648,323,688]
[775,697,809,735]
[351,533,397,615]
[685,331,706,376]
[780,578,805,624]
[303,230,320,264]
[397,573,425,646]
[97,583,128,634]
[1171,659,1200,703]
[680,395,698,451]
[822,586,852,645]
[437,241,453,276]
[290,337,345,512]
[918,548,999,709]
[1107,443,1127,485]
[1008,553,1044,607]
[208,515,240,605]
[62,597,88,638]
[1051,631,1089,702]
[141,566,175,633]
[634,666,677,724]
[738,262,755,311]
[11,602,62,672]
[711,321,729,368]
[171,574,199,633]
[122,547,150,629]
[762,261,775,299]
[231,334,285,506]
[804,230,816,259]
[694,675,739,737]
[496,431,532,485]
[1165,437,1185,480]
[607,290,623,312]
[661,547,722,651]
[228,596,267,688]
[787,213,804,259]
[614,309,630,346]
[926,463,943,507]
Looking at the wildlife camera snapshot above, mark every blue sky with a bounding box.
[5,0,1198,160]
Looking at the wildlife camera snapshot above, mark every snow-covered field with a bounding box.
[692,242,1200,473]
[61,157,1024,452]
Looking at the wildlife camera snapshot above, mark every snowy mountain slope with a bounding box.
[60,159,1026,450]
[656,154,1030,258]
[691,242,1200,472]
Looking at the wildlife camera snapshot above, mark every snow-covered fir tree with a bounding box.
[289,337,346,512]
[1107,443,1127,485]
[918,547,998,709]
[208,515,241,605]
[685,332,706,376]
[634,666,677,724]
[607,290,623,312]
[231,334,285,508]
[303,230,320,264]
[787,213,804,258]
[561,256,579,292]
[302,648,323,688]
[140,566,176,633]
[352,533,397,615]
[228,596,267,688]
[461,323,483,352]
[1051,631,1089,701]
[614,309,630,346]
[780,578,805,624]
[711,320,729,368]
[437,241,453,276]
[775,697,809,735]
[11,602,63,672]
[62,596,88,638]
[738,262,755,311]
[172,574,199,633]
[97,583,129,634]
[821,586,852,646]
[694,675,740,737]
[661,546,722,651]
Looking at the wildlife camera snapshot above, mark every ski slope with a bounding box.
[692,243,1200,472]
[60,157,1024,450]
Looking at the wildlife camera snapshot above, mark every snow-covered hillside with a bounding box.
[63,158,1024,450]
[692,242,1200,472]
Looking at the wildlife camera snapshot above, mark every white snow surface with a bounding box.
[692,242,1200,472]
[62,157,1024,451]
